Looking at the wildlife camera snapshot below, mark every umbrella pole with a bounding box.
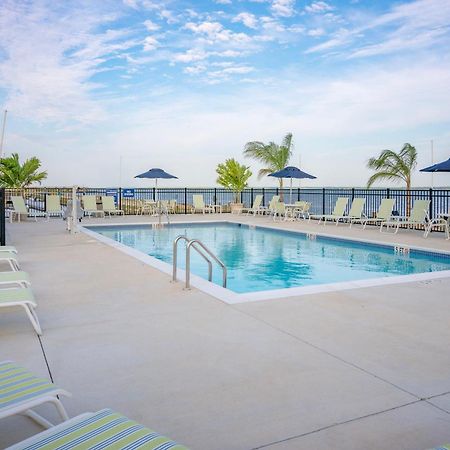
[290,178,293,204]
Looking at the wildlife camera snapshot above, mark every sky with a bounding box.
[0,0,449,187]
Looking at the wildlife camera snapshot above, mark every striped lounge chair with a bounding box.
[6,408,189,450]
[0,361,70,429]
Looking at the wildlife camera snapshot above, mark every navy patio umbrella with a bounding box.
[420,157,450,173]
[269,166,316,204]
[135,168,178,200]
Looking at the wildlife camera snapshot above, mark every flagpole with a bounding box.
[0,110,7,159]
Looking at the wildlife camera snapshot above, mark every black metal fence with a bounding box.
[4,186,450,219]
[0,188,5,245]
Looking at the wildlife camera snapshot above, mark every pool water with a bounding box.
[88,222,450,293]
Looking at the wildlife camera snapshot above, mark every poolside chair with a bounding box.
[261,195,280,216]
[351,198,395,229]
[0,246,17,253]
[192,194,214,214]
[9,196,37,223]
[6,408,189,450]
[0,360,70,430]
[0,251,20,271]
[343,198,366,225]
[101,196,124,217]
[0,288,41,334]
[273,202,287,221]
[168,199,177,213]
[243,195,264,216]
[45,195,63,220]
[310,197,349,225]
[0,271,31,288]
[82,195,104,218]
[381,199,430,234]
[292,201,312,220]
[424,214,450,239]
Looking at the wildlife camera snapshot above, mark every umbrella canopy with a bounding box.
[420,158,450,172]
[135,168,178,179]
[269,166,316,203]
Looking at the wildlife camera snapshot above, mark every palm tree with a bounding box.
[243,133,293,193]
[216,158,252,204]
[0,153,47,188]
[367,143,418,214]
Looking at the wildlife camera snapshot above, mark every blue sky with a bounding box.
[1,0,450,187]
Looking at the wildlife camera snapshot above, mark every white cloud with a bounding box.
[215,0,232,4]
[143,36,159,51]
[271,0,296,17]
[143,19,160,31]
[305,1,334,14]
[172,48,208,63]
[232,12,258,29]
[307,28,325,37]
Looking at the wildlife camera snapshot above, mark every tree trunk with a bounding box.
[279,179,283,202]
[406,179,411,216]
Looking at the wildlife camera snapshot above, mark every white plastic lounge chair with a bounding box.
[6,408,188,450]
[0,271,31,288]
[168,199,177,213]
[244,195,264,216]
[0,360,70,430]
[310,197,349,225]
[351,198,395,229]
[381,199,430,234]
[292,201,311,220]
[261,195,280,216]
[82,195,104,217]
[0,288,41,334]
[344,198,366,225]
[101,196,124,217]
[9,197,37,223]
[0,252,20,271]
[273,202,287,221]
[0,246,17,253]
[45,195,63,220]
[192,194,214,214]
[424,213,450,239]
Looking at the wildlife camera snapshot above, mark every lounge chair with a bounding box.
[82,195,104,218]
[310,197,349,225]
[192,194,214,214]
[0,360,69,430]
[381,199,430,234]
[0,246,17,253]
[273,202,287,221]
[261,195,280,216]
[168,199,177,213]
[292,201,311,220]
[351,198,395,229]
[9,196,37,223]
[243,194,264,216]
[0,252,20,271]
[6,409,188,450]
[45,195,63,220]
[0,287,41,334]
[101,196,125,217]
[343,198,366,225]
[424,213,450,239]
[0,271,31,288]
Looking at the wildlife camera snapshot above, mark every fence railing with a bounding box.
[4,186,450,219]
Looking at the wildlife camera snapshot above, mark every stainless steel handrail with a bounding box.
[173,235,212,283]
[172,235,227,289]
[186,239,227,289]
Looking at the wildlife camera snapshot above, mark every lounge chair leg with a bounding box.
[22,409,54,429]
[52,397,69,421]
[22,304,42,335]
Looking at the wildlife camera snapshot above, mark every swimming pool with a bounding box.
[84,221,450,302]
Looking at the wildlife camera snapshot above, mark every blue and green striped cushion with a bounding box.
[14,409,189,450]
[429,446,450,450]
[0,361,58,410]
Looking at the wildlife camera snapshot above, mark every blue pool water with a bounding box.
[88,222,450,293]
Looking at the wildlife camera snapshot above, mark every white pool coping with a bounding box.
[80,220,450,304]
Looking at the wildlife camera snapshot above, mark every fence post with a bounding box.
[429,188,433,219]
[322,188,326,214]
[0,188,5,246]
[351,188,355,201]
[184,188,187,214]
[298,188,300,201]
[250,188,254,208]
[118,187,122,211]
[262,188,265,206]
[386,188,390,199]
[214,188,217,205]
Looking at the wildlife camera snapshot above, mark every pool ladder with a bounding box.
[172,235,227,289]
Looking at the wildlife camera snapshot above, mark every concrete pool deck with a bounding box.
[1,213,449,449]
